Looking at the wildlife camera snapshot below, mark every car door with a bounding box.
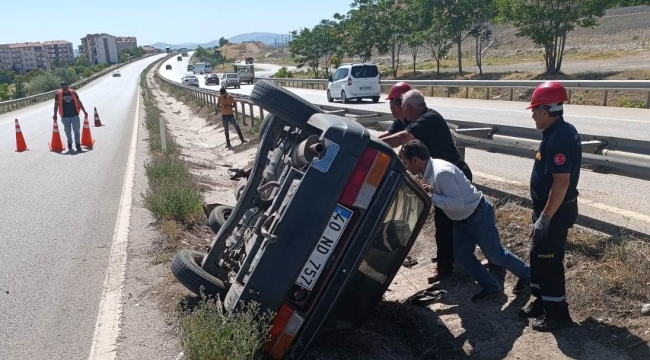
[329,69,341,97]
[335,68,349,98]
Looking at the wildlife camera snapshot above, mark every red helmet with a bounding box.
[386,82,412,100]
[527,81,568,109]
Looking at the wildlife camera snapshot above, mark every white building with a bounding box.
[80,33,118,65]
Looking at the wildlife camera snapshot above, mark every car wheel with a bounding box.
[341,91,348,104]
[234,179,247,201]
[250,80,321,130]
[327,90,333,103]
[170,249,228,297]
[372,96,380,103]
[208,205,232,234]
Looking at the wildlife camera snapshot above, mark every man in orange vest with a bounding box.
[53,81,88,151]
[217,87,246,148]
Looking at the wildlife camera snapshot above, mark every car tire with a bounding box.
[234,179,247,201]
[170,249,228,297]
[250,80,321,128]
[341,91,348,104]
[208,205,232,234]
[372,96,380,103]
[327,90,333,103]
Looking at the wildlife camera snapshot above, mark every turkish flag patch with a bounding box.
[554,154,566,165]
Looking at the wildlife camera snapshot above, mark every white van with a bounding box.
[193,62,212,74]
[327,63,381,103]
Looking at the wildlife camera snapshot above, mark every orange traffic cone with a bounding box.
[93,107,104,127]
[15,119,28,152]
[49,120,66,152]
[80,115,95,148]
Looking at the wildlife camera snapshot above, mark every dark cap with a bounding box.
[219,87,226,94]
[60,81,68,86]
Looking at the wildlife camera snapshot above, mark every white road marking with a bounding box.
[87,86,141,360]
[474,171,650,224]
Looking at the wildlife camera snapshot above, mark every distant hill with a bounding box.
[152,32,289,50]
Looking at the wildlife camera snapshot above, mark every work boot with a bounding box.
[518,299,544,318]
[512,277,531,294]
[471,288,504,303]
[427,266,452,284]
[532,315,574,332]
[68,142,73,151]
[76,143,82,151]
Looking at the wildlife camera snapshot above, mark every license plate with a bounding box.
[295,205,352,290]
[360,86,371,90]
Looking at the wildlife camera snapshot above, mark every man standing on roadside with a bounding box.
[53,81,88,151]
[399,140,530,302]
[382,90,473,283]
[377,82,412,140]
[217,87,246,148]
[519,81,581,331]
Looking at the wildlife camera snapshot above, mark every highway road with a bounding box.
[161,53,650,236]
[0,54,166,360]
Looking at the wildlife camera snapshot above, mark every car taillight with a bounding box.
[266,304,305,359]
[340,148,391,210]
[347,77,352,87]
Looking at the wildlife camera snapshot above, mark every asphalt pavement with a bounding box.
[0,54,166,360]
[160,53,650,235]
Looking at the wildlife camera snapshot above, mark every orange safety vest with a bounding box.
[57,89,81,117]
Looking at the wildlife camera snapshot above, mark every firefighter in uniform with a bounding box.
[519,81,581,331]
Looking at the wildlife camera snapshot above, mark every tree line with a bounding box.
[288,0,646,78]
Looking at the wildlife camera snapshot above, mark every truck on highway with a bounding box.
[245,56,254,64]
[170,80,431,360]
[192,62,212,74]
[165,46,171,53]
[233,63,254,84]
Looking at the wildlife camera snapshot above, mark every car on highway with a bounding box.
[165,64,172,70]
[181,74,199,87]
[327,63,381,104]
[182,51,188,57]
[112,70,121,77]
[204,73,220,86]
[170,80,431,360]
[187,64,194,72]
[177,56,182,61]
[220,72,241,89]
[233,63,254,84]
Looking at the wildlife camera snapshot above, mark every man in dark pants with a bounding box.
[377,82,412,140]
[53,81,88,151]
[217,87,246,148]
[381,89,472,283]
[519,81,581,331]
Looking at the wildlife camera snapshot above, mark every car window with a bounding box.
[350,65,378,78]
[340,68,349,79]
[227,74,238,78]
[332,69,342,81]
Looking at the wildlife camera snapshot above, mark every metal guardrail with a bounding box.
[260,77,650,109]
[151,62,650,182]
[0,54,157,114]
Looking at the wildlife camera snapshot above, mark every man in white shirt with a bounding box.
[399,140,530,302]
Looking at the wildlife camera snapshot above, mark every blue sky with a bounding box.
[0,0,352,46]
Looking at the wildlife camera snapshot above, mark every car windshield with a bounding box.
[227,74,238,78]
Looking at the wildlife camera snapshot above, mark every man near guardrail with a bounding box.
[377,82,412,140]
[53,81,88,151]
[381,89,474,284]
[217,87,246,148]
[400,139,530,302]
[520,81,581,332]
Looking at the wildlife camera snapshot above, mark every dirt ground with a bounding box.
[145,73,650,359]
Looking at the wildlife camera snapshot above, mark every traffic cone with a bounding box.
[80,115,95,148]
[93,107,104,127]
[15,119,28,152]
[49,120,66,152]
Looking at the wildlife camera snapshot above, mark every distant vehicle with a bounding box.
[187,64,194,71]
[233,63,254,84]
[182,51,188,57]
[166,64,172,70]
[181,74,199,87]
[165,46,171,53]
[245,56,254,64]
[112,70,121,77]
[220,73,241,89]
[327,63,381,104]
[193,62,212,74]
[177,56,182,61]
[204,73,220,86]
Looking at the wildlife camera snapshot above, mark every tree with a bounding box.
[219,37,229,47]
[289,28,322,77]
[312,19,344,79]
[0,83,10,100]
[12,75,27,99]
[497,0,614,74]
[373,0,409,78]
[469,23,493,75]
[336,4,382,62]
[422,7,454,76]
[404,0,432,78]
[0,69,15,85]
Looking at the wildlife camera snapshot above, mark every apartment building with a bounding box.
[81,33,118,65]
[116,36,138,52]
[0,40,74,73]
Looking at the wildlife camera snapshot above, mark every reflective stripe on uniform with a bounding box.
[531,283,540,289]
[541,294,566,302]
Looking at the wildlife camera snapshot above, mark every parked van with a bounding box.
[193,62,212,74]
[327,63,381,104]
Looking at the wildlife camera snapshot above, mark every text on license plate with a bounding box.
[360,86,371,90]
[295,205,352,290]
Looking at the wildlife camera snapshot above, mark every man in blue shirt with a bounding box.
[399,140,530,303]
